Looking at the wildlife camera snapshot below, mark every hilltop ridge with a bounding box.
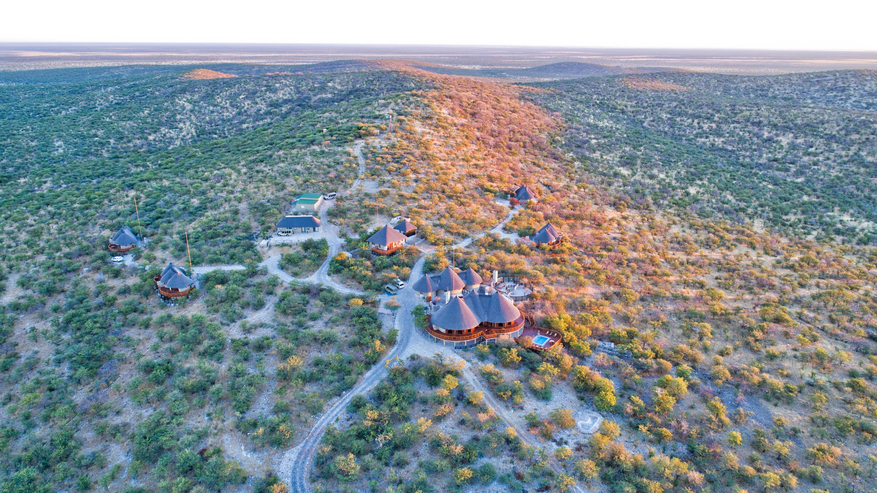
[413,61,668,81]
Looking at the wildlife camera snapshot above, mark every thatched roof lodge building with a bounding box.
[426,286,526,347]
[393,219,417,237]
[368,224,408,256]
[154,263,196,298]
[108,225,140,253]
[413,266,483,301]
[531,222,563,247]
[513,185,538,204]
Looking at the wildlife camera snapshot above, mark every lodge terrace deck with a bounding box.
[368,224,408,256]
[518,326,562,351]
[426,314,526,347]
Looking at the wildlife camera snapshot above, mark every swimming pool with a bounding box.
[532,335,550,346]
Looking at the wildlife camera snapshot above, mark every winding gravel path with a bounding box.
[194,178,569,491]
[284,255,588,492]
[460,364,588,493]
[191,265,246,275]
[197,195,366,297]
[346,141,366,196]
[452,203,519,249]
[285,256,426,493]
[278,194,582,493]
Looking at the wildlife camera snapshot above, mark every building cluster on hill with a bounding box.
[414,266,528,347]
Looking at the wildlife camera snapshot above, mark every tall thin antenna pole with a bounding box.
[185,230,193,275]
[133,195,143,242]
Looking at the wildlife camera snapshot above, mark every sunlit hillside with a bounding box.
[0,61,875,493]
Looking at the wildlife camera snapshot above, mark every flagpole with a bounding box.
[185,230,193,275]
[133,196,143,242]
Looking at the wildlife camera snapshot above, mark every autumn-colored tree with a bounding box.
[550,408,576,430]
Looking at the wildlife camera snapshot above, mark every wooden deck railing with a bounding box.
[154,277,195,298]
[371,244,404,255]
[425,326,482,341]
[426,315,526,342]
[108,243,134,252]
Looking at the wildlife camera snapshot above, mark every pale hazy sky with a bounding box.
[3,0,876,51]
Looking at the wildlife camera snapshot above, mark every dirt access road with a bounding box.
[285,256,586,493]
[283,200,588,493]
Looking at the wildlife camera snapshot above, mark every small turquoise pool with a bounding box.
[533,335,550,346]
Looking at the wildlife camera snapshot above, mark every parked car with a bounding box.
[111,256,124,263]
[383,284,399,295]
[277,231,291,236]
[323,192,337,200]
[394,278,406,289]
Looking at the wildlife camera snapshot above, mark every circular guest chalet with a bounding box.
[154,263,197,298]
[393,219,417,237]
[108,225,141,253]
[531,222,563,247]
[514,185,538,204]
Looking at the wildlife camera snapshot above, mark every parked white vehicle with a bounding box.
[111,256,124,263]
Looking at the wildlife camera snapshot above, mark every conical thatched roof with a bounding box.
[412,274,435,293]
[110,225,140,247]
[481,291,521,324]
[436,267,466,292]
[462,289,521,324]
[538,222,560,237]
[156,263,195,290]
[458,267,483,286]
[515,185,537,201]
[368,224,407,245]
[532,222,561,244]
[431,296,480,331]
[393,219,417,235]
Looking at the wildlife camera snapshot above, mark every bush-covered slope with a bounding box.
[527,70,877,244]
[0,63,420,492]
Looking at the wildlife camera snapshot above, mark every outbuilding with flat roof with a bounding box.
[291,193,324,213]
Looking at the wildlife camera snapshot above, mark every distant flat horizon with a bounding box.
[2,43,877,75]
[5,0,877,51]
[5,42,877,55]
